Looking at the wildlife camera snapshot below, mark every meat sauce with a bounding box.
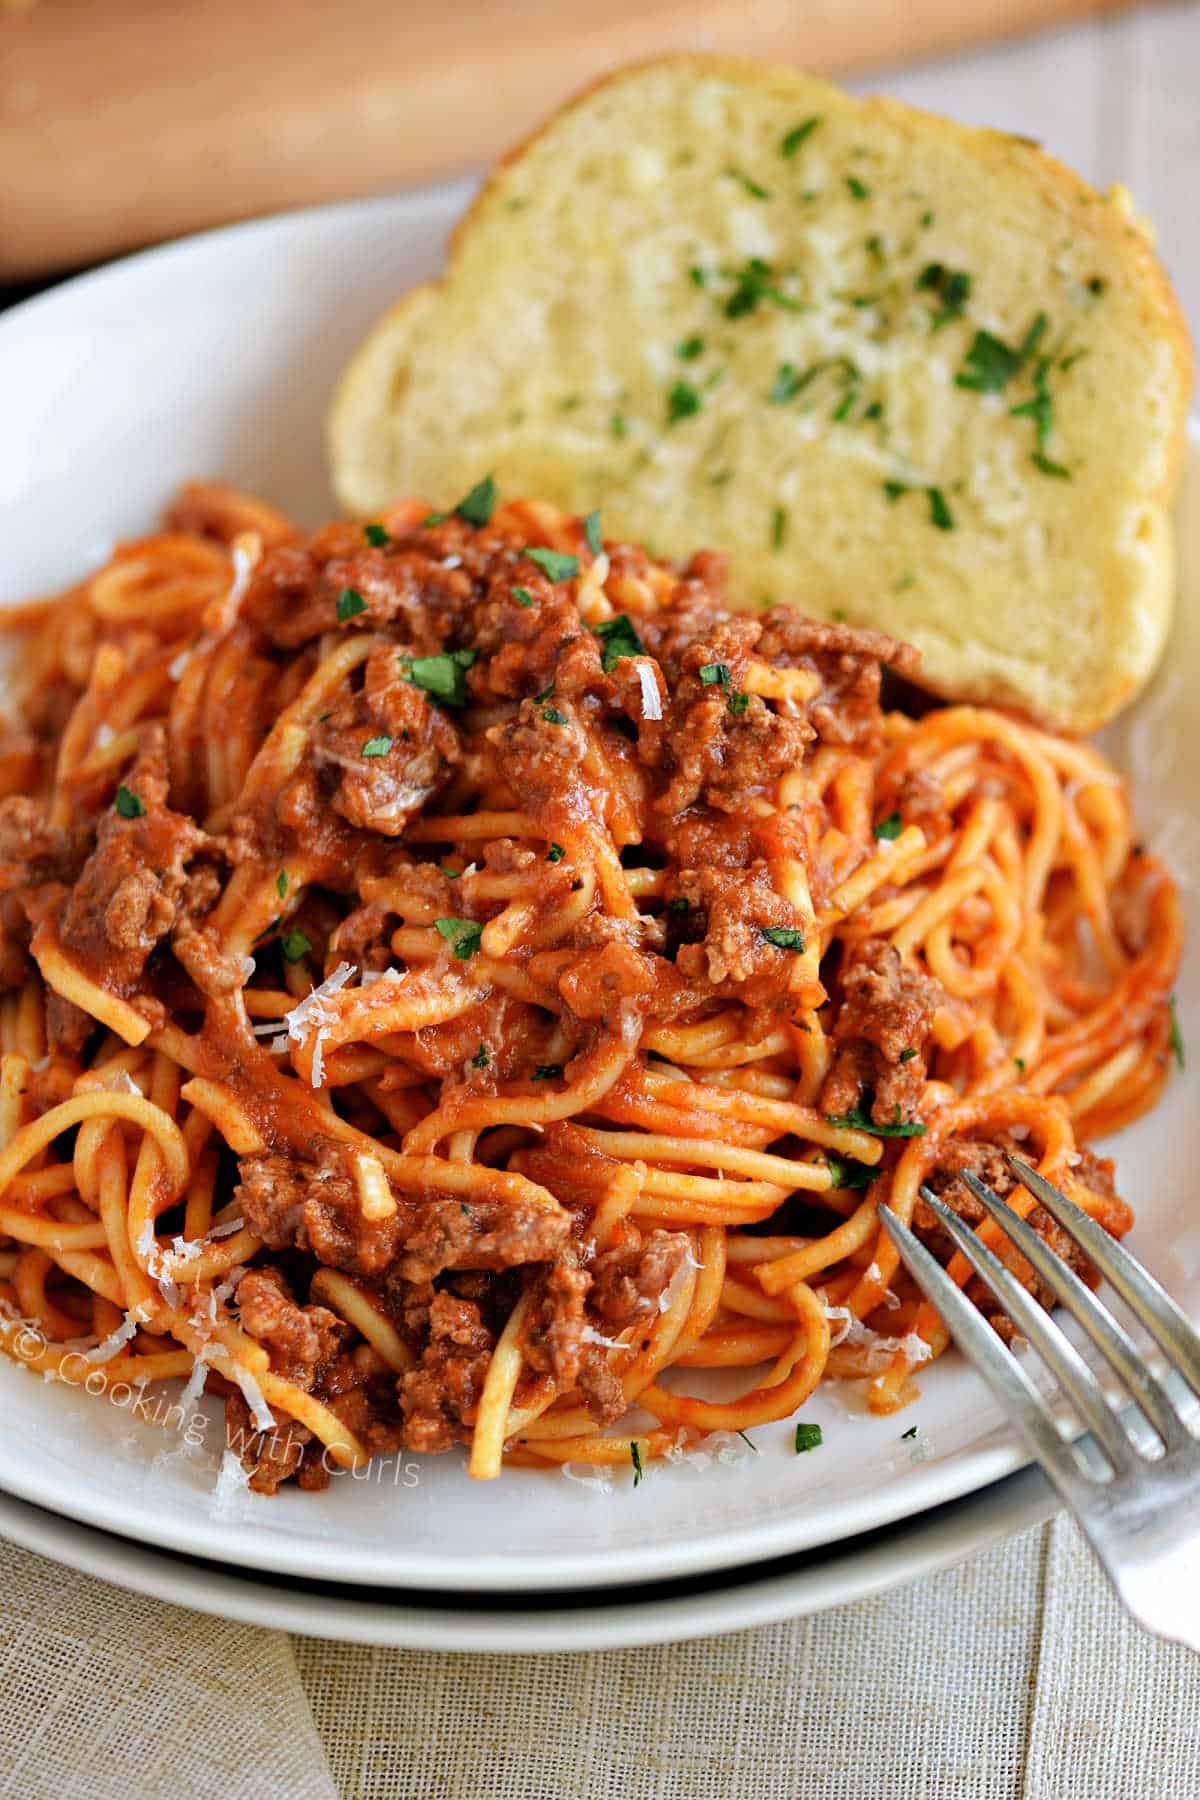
[0,498,1123,1487]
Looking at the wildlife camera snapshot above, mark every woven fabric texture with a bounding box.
[294,1518,1200,1800]
[1,1516,1198,1798]
[0,1539,335,1800]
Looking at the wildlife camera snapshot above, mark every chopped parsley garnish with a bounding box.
[441,866,461,879]
[886,483,954,531]
[915,262,971,331]
[762,926,806,952]
[825,1104,927,1138]
[874,812,902,840]
[667,380,702,425]
[1169,997,1185,1070]
[723,256,803,320]
[794,1422,823,1453]
[831,382,859,423]
[846,176,871,201]
[956,312,1047,393]
[630,1441,645,1487]
[1014,1056,1026,1074]
[275,871,288,898]
[1011,355,1071,478]
[541,706,568,725]
[361,736,392,757]
[524,547,579,581]
[399,647,479,707]
[699,662,731,687]
[1031,448,1071,480]
[363,523,390,547]
[532,1064,563,1081]
[454,474,497,527]
[676,335,705,361]
[927,488,955,531]
[689,265,708,288]
[592,613,646,671]
[420,511,447,528]
[336,587,367,622]
[610,412,628,440]
[546,843,565,863]
[252,915,281,945]
[512,586,535,608]
[668,897,690,914]
[724,166,770,200]
[584,510,603,556]
[899,1047,917,1063]
[434,917,483,960]
[727,690,750,716]
[768,361,819,405]
[115,785,145,819]
[901,1426,920,1441]
[771,506,788,550]
[781,117,821,156]
[471,1042,490,1069]
[280,928,312,964]
[826,1155,876,1190]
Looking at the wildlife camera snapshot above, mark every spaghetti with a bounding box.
[0,481,1183,1490]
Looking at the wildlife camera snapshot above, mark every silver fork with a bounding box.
[879,1153,1200,1652]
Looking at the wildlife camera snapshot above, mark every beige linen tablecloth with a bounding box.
[1,1514,1198,1798]
[1,6,1198,1796]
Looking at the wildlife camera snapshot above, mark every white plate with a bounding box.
[0,1469,1059,1652]
[0,189,1195,1596]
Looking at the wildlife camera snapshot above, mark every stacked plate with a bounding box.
[1,190,1195,1651]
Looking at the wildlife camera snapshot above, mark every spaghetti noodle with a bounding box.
[0,481,1183,1490]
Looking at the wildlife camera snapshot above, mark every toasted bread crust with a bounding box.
[329,57,1193,732]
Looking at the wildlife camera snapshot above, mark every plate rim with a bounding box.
[0,187,1192,1596]
[0,1468,1059,1652]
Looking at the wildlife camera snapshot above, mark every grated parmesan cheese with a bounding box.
[361,966,407,987]
[822,1304,853,1348]
[580,1324,629,1351]
[84,1304,152,1365]
[232,1362,276,1435]
[636,660,662,721]
[178,1343,212,1417]
[560,1461,614,1493]
[211,1447,254,1512]
[275,960,356,1088]
[663,1429,755,1470]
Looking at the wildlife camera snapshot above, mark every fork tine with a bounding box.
[916,1188,1136,1474]
[878,1205,1095,1488]
[1005,1155,1200,1399]
[961,1171,1190,1452]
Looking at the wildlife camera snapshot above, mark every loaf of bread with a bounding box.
[329,57,1193,732]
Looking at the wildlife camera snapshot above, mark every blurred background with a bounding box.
[0,0,1196,340]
